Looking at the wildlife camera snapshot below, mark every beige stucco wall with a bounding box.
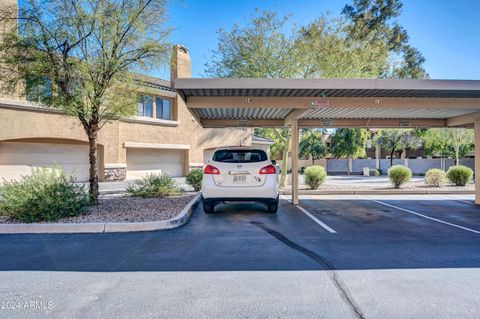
[0,106,87,142]
[118,93,251,164]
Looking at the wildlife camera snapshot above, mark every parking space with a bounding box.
[297,194,480,236]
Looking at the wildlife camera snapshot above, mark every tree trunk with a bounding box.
[88,130,99,205]
[390,149,395,167]
[347,155,352,175]
[455,147,460,166]
[280,134,290,188]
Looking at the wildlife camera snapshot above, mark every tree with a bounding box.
[450,128,474,165]
[0,0,171,203]
[299,129,327,165]
[373,129,422,166]
[423,128,474,165]
[205,10,298,78]
[422,129,449,159]
[295,16,389,79]
[342,0,428,79]
[330,128,370,174]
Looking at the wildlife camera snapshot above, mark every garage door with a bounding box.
[0,142,90,182]
[126,148,184,179]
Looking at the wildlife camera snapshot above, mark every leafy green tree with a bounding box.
[450,128,474,165]
[330,128,370,174]
[422,129,451,159]
[342,0,428,79]
[205,10,298,78]
[423,128,474,165]
[373,129,422,166]
[0,0,170,203]
[299,129,328,165]
[295,16,389,79]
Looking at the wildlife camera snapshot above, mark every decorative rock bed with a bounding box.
[0,193,197,224]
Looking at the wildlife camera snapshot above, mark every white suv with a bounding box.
[201,147,279,214]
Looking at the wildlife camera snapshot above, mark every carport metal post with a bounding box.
[291,119,299,205]
[475,121,480,205]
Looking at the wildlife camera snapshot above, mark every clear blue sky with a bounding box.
[159,0,480,80]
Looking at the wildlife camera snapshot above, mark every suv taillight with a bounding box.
[259,164,276,174]
[204,164,220,175]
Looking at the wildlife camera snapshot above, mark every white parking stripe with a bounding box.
[296,205,338,234]
[356,195,480,234]
[280,195,337,234]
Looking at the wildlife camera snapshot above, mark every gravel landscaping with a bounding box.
[0,193,197,224]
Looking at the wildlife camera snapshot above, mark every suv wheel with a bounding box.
[267,198,279,214]
[203,200,215,214]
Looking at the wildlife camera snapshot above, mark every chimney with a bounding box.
[170,44,191,86]
[1,0,18,38]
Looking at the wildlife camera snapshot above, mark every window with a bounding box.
[156,97,171,120]
[137,95,153,117]
[212,149,268,163]
[26,76,52,103]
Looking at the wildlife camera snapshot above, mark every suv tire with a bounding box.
[203,201,215,214]
[267,198,279,214]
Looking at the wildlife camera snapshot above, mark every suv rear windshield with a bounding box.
[212,149,268,163]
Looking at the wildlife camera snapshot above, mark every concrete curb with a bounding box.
[0,194,202,234]
[279,189,475,195]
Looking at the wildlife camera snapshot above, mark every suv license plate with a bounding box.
[233,175,246,182]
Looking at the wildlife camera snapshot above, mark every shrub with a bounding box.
[425,168,447,187]
[446,165,473,186]
[186,169,203,192]
[304,166,327,190]
[0,167,89,223]
[370,169,381,176]
[388,165,412,188]
[127,173,177,197]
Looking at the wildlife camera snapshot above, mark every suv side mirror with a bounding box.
[271,160,276,165]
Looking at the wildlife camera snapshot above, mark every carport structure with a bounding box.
[175,78,480,205]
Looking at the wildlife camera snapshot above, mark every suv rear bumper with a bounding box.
[202,175,279,200]
[202,196,279,205]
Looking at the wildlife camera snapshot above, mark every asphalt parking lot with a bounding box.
[0,194,479,318]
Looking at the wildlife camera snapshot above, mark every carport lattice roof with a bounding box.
[176,78,480,98]
[192,107,479,120]
[176,78,480,126]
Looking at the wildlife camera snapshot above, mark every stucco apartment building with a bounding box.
[0,40,254,182]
